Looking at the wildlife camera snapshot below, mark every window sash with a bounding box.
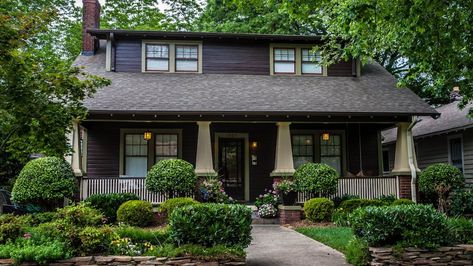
[320,135,342,175]
[301,48,322,74]
[449,138,463,172]
[155,133,179,163]
[274,48,295,74]
[124,134,148,176]
[292,135,314,169]
[146,44,169,71]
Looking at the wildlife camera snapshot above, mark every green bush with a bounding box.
[114,225,169,245]
[304,198,334,222]
[346,238,370,266]
[448,217,473,244]
[56,203,104,227]
[449,190,473,216]
[419,163,464,212]
[0,214,27,244]
[339,199,386,213]
[30,212,59,225]
[158,197,200,217]
[392,199,415,206]
[293,163,339,196]
[376,194,397,204]
[117,200,154,227]
[349,204,451,248]
[0,237,71,265]
[85,193,140,223]
[144,244,245,261]
[11,157,77,210]
[169,203,252,247]
[332,194,360,208]
[78,226,117,255]
[146,159,197,196]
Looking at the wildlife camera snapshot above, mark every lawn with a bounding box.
[296,226,353,254]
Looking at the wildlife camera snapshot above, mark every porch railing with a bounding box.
[80,176,399,204]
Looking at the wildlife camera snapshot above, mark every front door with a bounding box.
[218,138,245,201]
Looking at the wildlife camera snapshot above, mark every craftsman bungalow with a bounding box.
[71,0,438,203]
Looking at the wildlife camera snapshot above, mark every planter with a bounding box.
[281,191,297,205]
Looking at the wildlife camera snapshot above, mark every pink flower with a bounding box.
[23,233,31,239]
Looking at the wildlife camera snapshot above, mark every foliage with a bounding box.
[56,203,104,227]
[169,203,252,247]
[274,179,297,195]
[255,189,280,209]
[11,157,77,210]
[376,195,397,204]
[78,226,117,255]
[0,237,71,265]
[349,204,451,248]
[110,237,151,256]
[296,226,353,254]
[419,163,464,213]
[158,197,200,218]
[117,200,154,227]
[332,194,360,208]
[114,225,169,246]
[449,190,473,217]
[146,159,197,196]
[293,163,339,196]
[304,198,334,222]
[0,214,28,244]
[392,199,415,206]
[144,244,245,261]
[85,193,139,223]
[448,217,473,244]
[345,238,370,266]
[199,177,233,203]
[333,199,386,226]
[101,0,167,30]
[257,204,277,218]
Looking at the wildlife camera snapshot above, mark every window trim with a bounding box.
[291,134,315,168]
[447,134,464,172]
[174,44,199,73]
[144,43,170,72]
[269,43,327,76]
[301,48,323,75]
[119,128,183,176]
[273,47,296,74]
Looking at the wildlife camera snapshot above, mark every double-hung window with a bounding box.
[320,135,342,174]
[155,134,178,162]
[292,135,314,169]
[274,48,295,74]
[124,134,148,177]
[301,48,322,74]
[145,44,169,71]
[175,45,198,72]
[449,137,463,172]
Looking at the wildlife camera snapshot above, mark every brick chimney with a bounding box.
[82,0,101,55]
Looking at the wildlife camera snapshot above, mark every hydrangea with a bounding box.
[258,204,277,218]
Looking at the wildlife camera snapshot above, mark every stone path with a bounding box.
[246,225,350,266]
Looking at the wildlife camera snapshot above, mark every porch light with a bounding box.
[251,141,258,150]
[322,133,330,141]
[143,131,152,141]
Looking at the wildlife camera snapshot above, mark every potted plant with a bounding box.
[275,179,298,205]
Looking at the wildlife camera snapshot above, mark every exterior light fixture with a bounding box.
[251,141,258,150]
[322,133,330,141]
[143,131,152,141]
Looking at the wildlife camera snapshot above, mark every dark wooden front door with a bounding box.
[218,138,245,201]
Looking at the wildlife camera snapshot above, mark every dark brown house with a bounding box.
[71,0,438,203]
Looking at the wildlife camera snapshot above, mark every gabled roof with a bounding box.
[382,101,473,144]
[74,41,437,117]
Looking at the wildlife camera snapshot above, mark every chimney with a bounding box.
[82,0,101,55]
[450,86,462,102]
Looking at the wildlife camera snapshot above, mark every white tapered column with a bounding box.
[391,122,420,175]
[71,120,83,176]
[270,122,295,177]
[195,121,217,176]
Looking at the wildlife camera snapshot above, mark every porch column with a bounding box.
[271,122,295,177]
[391,122,420,199]
[195,121,217,176]
[71,120,83,177]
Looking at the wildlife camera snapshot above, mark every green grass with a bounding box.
[296,226,353,253]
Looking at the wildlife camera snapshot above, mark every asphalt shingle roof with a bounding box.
[74,44,436,116]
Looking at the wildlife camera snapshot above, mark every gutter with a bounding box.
[407,116,421,203]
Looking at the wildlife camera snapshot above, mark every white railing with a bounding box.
[297,176,399,202]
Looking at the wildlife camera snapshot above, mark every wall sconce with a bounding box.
[251,141,258,151]
[143,131,152,141]
[322,132,330,141]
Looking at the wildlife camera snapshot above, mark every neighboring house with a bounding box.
[383,99,473,188]
[71,0,437,203]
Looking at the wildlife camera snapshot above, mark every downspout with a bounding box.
[406,116,420,203]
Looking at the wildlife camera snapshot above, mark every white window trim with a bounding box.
[141,40,202,73]
[269,43,327,76]
[119,128,183,176]
[447,134,464,172]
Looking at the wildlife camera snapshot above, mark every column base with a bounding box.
[195,169,218,177]
[278,205,302,225]
[398,175,418,199]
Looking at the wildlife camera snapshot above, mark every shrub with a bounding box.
[0,214,27,244]
[304,198,334,222]
[0,238,71,265]
[144,244,245,261]
[448,217,473,244]
[339,199,386,214]
[85,193,139,223]
[274,179,297,195]
[449,190,473,216]
[11,157,77,210]
[117,200,154,227]
[169,203,252,247]
[56,203,104,227]
[376,194,397,204]
[158,197,200,217]
[419,163,464,213]
[114,225,169,245]
[349,204,451,248]
[78,226,117,255]
[346,238,370,266]
[255,190,280,208]
[332,194,360,208]
[199,177,233,203]
[293,163,338,196]
[146,159,197,196]
[30,212,59,225]
[392,199,415,206]
[257,204,277,218]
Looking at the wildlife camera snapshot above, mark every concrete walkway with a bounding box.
[246,225,350,266]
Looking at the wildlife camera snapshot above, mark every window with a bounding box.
[124,134,148,177]
[320,135,342,174]
[145,44,169,71]
[301,48,322,74]
[449,137,463,172]
[382,149,390,173]
[292,135,314,169]
[155,134,178,162]
[274,48,295,74]
[175,45,198,72]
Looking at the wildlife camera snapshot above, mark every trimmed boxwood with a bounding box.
[169,203,252,247]
[293,163,338,197]
[117,200,154,227]
[85,193,139,223]
[11,157,77,210]
[158,197,200,217]
[391,199,415,206]
[146,159,197,196]
[304,198,334,222]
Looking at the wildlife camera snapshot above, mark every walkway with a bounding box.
[246,225,350,266]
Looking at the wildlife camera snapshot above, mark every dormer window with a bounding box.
[301,48,322,75]
[274,48,296,74]
[270,44,326,76]
[145,44,169,71]
[142,41,202,73]
[175,45,198,72]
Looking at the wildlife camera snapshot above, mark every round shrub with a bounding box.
[304,198,334,222]
[85,193,139,223]
[293,163,338,196]
[12,157,77,210]
[117,200,153,227]
[56,203,104,227]
[146,159,197,196]
[391,199,415,206]
[158,197,200,218]
[449,190,473,216]
[258,204,277,218]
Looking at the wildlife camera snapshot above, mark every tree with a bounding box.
[101,0,169,30]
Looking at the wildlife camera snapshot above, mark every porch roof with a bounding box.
[74,44,437,118]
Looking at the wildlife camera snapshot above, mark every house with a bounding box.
[382,94,473,188]
[71,0,438,203]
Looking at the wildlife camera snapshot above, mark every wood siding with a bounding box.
[115,39,141,72]
[327,60,354,77]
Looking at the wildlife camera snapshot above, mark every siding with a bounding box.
[327,60,354,77]
[115,39,141,72]
[461,129,473,187]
